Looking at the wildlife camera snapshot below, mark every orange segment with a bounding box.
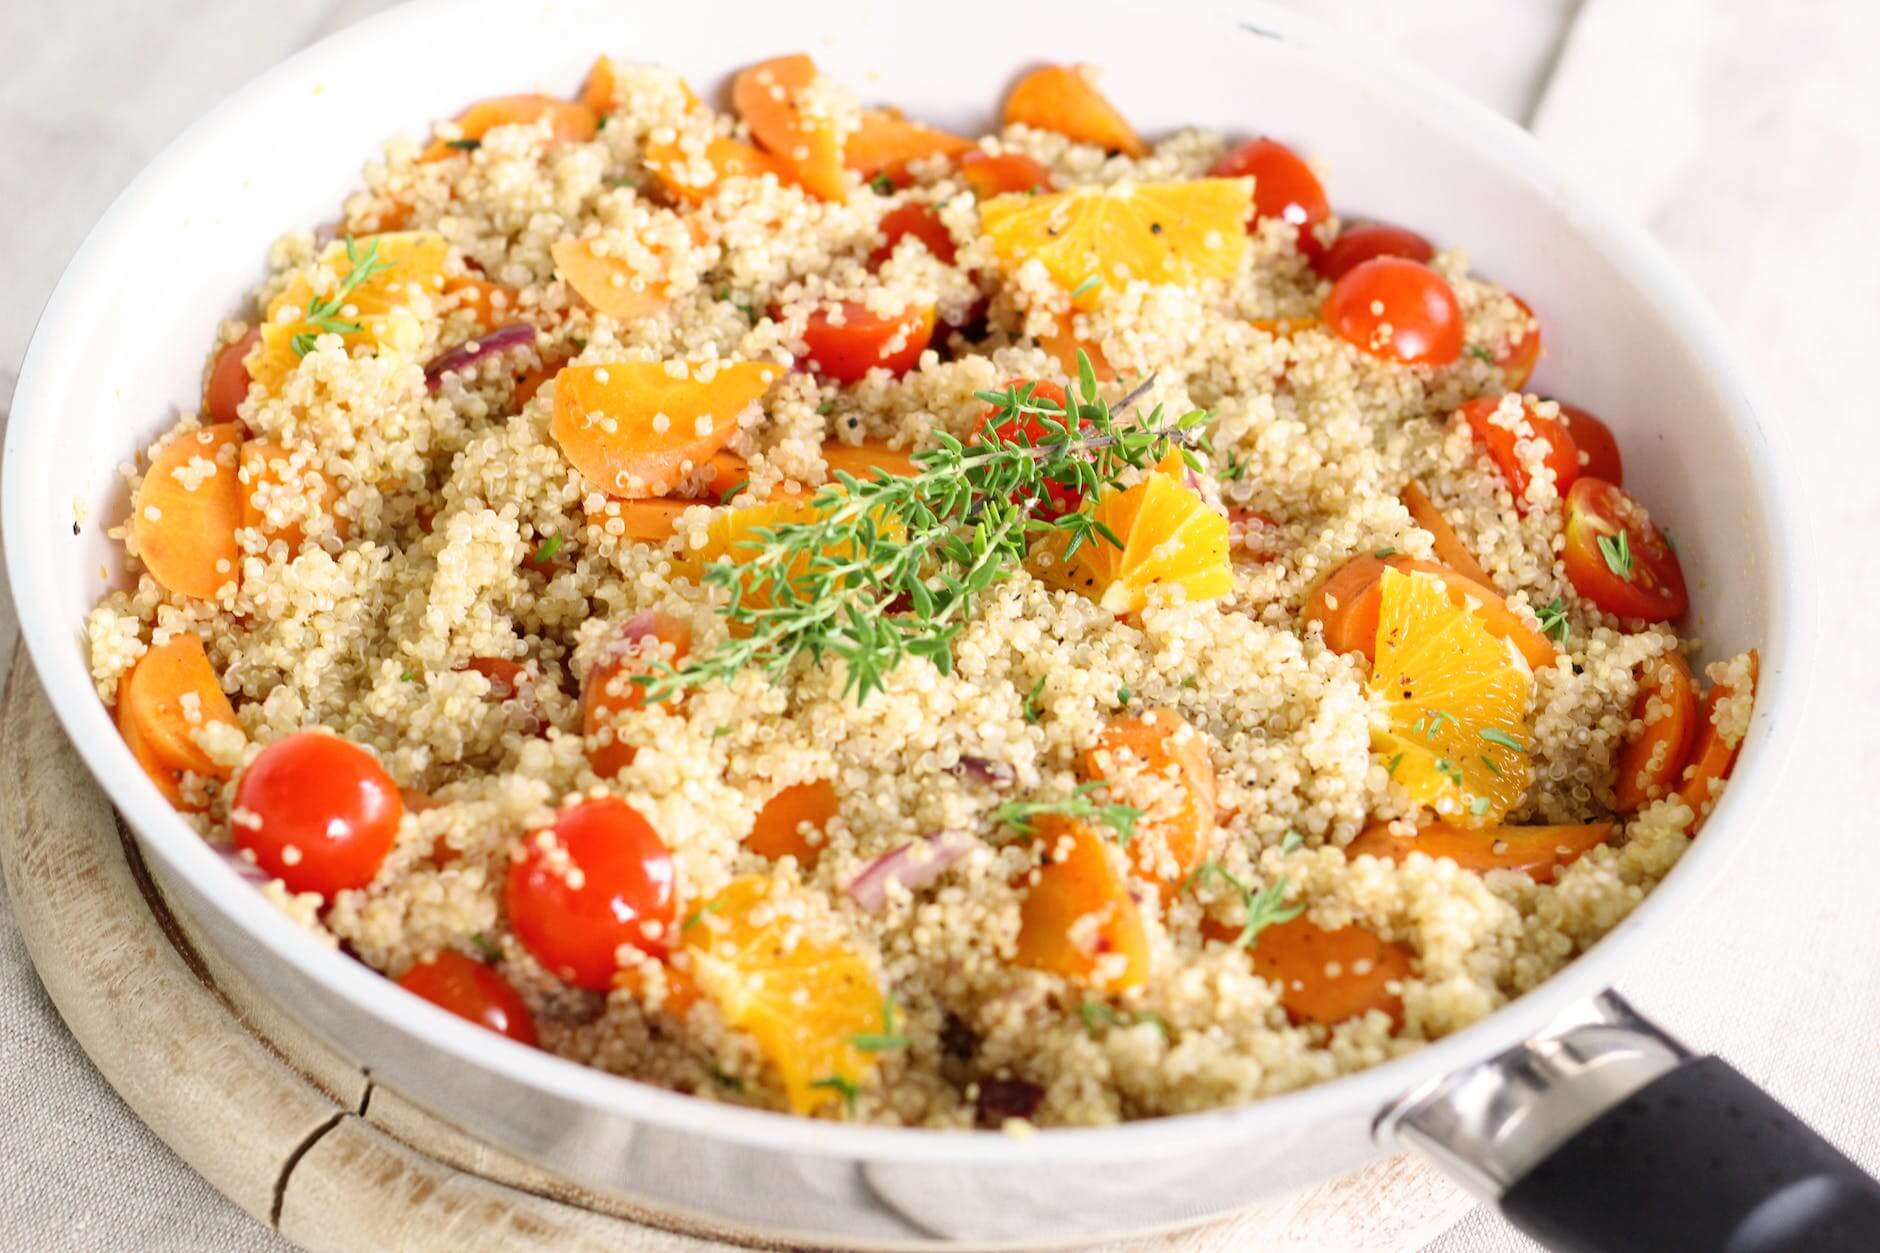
[132,423,244,599]
[1039,321,1114,381]
[1303,554,1556,673]
[732,54,848,202]
[1013,817,1149,992]
[1347,818,1611,884]
[746,778,839,868]
[1675,650,1758,832]
[1615,652,1699,812]
[821,442,919,481]
[115,634,240,809]
[1035,466,1231,614]
[239,441,347,551]
[1002,65,1146,158]
[251,232,449,393]
[582,612,693,778]
[551,358,781,497]
[1370,567,1534,825]
[845,109,973,183]
[1400,481,1492,587]
[673,487,902,613]
[980,179,1252,309]
[1081,709,1216,893]
[614,960,703,1018]
[1248,916,1412,1027]
[420,94,597,161]
[683,874,881,1114]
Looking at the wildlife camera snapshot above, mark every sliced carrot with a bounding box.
[1014,817,1149,992]
[1346,818,1612,884]
[822,442,920,481]
[239,440,346,551]
[550,359,781,498]
[580,54,618,115]
[607,499,694,542]
[132,423,244,599]
[551,236,673,322]
[614,960,703,1018]
[204,327,260,425]
[732,54,848,201]
[582,612,693,778]
[1081,709,1216,894]
[746,778,839,868]
[1002,65,1146,158]
[421,95,597,162]
[644,134,789,205]
[845,109,974,184]
[115,634,240,810]
[1302,553,1556,673]
[1675,650,1758,832]
[802,301,935,383]
[1400,481,1492,587]
[696,449,749,498]
[1614,652,1699,812]
[441,275,519,329]
[1246,916,1412,1027]
[1039,320,1114,381]
[958,150,1055,199]
[513,353,568,407]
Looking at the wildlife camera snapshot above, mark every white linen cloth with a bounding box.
[3,1,1875,1248]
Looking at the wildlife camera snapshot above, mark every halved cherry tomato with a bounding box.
[1208,137,1330,262]
[205,328,260,425]
[505,795,676,990]
[232,732,404,898]
[1555,403,1624,485]
[745,778,839,868]
[1561,478,1688,621]
[870,203,956,267]
[958,150,1055,199]
[972,379,1085,518]
[1458,396,1582,511]
[1614,652,1698,812]
[397,951,538,1046]
[803,300,935,383]
[1316,222,1434,281]
[1496,294,1542,390]
[1675,650,1757,832]
[1346,819,1612,885]
[1323,258,1463,366]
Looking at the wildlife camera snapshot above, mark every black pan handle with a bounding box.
[1390,991,1880,1253]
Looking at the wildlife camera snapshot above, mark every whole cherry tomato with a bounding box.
[397,950,538,1046]
[1459,396,1582,511]
[232,731,404,897]
[1323,257,1464,366]
[1561,477,1688,621]
[1209,137,1331,262]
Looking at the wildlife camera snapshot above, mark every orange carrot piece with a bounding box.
[421,95,597,162]
[1246,916,1412,1027]
[821,442,920,481]
[204,327,260,425]
[958,150,1056,199]
[550,359,781,498]
[1039,321,1114,381]
[132,423,244,599]
[1614,652,1699,812]
[551,236,672,322]
[580,54,618,115]
[1675,650,1758,832]
[239,441,346,551]
[732,54,848,201]
[844,109,973,182]
[1081,709,1217,893]
[1302,553,1556,673]
[441,275,520,328]
[1002,65,1146,158]
[582,613,693,778]
[644,134,789,204]
[601,499,692,542]
[1346,818,1612,884]
[1400,481,1493,587]
[746,778,839,868]
[115,634,240,809]
[1014,817,1150,992]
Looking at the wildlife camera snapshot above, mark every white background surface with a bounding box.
[2,2,1876,1249]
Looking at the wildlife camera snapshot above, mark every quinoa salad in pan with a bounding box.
[87,54,1759,1129]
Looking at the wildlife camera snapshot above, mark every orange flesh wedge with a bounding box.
[1014,817,1150,992]
[115,634,240,809]
[421,94,597,162]
[133,423,244,599]
[552,236,675,322]
[732,54,848,202]
[1676,650,1758,832]
[1039,321,1115,381]
[1034,467,1231,614]
[240,441,346,551]
[746,778,839,868]
[551,359,780,498]
[1002,65,1146,157]
[683,874,881,1114]
[251,231,449,394]
[1303,553,1556,673]
[845,109,973,180]
[1081,709,1216,893]
[1346,818,1612,884]
[1614,652,1699,812]
[1247,916,1412,1028]
[1400,481,1492,588]
[582,613,693,778]
[821,442,920,481]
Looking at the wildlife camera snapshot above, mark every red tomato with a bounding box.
[1316,222,1435,281]
[397,951,538,1046]
[972,379,1086,518]
[802,300,935,383]
[1208,137,1331,261]
[505,796,676,990]
[1555,403,1625,485]
[205,327,261,425]
[958,150,1055,199]
[1459,397,1582,511]
[1561,478,1688,621]
[232,732,404,897]
[870,203,957,267]
[1496,294,1542,390]
[1323,258,1464,366]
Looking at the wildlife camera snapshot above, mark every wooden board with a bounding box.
[0,649,1477,1251]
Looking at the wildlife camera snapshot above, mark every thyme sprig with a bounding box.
[291,236,392,357]
[993,781,1142,844]
[639,355,1209,703]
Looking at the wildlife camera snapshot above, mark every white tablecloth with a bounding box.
[3,2,1876,1248]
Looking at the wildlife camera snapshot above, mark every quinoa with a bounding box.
[86,57,1755,1128]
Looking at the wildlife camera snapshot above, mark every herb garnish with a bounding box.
[468,932,501,962]
[531,534,564,565]
[637,355,1207,704]
[446,138,482,151]
[1537,597,1570,644]
[1470,795,1493,817]
[994,781,1142,844]
[1116,685,1132,706]
[1023,675,1047,724]
[1373,546,1397,559]
[1465,344,1494,362]
[809,1074,860,1114]
[1188,861,1302,948]
[1597,529,1634,581]
[1386,752,1405,776]
[1434,757,1464,786]
[1479,728,1526,753]
[1070,275,1103,299]
[291,236,392,357]
[1078,1001,1166,1036]
[869,173,896,195]
[851,998,909,1052]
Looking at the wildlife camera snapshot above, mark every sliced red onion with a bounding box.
[846,830,979,911]
[216,845,272,888]
[949,755,1015,792]
[424,323,537,391]
[975,1077,1044,1127]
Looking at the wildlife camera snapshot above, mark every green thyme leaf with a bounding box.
[809,1074,860,1114]
[446,138,482,151]
[994,782,1141,845]
[1597,529,1634,581]
[1466,344,1494,362]
[1070,275,1103,299]
[869,173,895,195]
[468,932,500,962]
[1537,597,1570,644]
[851,998,909,1052]
[531,534,564,565]
[1189,862,1302,949]
[1479,728,1527,753]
